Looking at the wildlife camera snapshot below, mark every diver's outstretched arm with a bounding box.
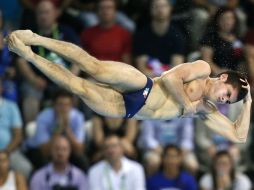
[202,84,252,143]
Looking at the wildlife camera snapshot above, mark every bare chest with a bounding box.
[184,79,205,102]
[135,79,208,119]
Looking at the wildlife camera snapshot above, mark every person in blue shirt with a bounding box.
[0,78,32,178]
[0,11,18,102]
[147,144,197,190]
[25,89,87,170]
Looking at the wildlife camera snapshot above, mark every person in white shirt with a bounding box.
[88,135,146,190]
[0,151,27,190]
[199,150,252,190]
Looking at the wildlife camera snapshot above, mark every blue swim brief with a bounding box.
[122,77,153,118]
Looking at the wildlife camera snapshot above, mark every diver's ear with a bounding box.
[219,73,228,82]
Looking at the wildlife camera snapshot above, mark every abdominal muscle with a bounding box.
[134,79,183,120]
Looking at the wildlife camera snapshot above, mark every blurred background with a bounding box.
[0,0,254,189]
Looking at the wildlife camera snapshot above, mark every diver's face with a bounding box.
[209,75,238,104]
[214,83,238,104]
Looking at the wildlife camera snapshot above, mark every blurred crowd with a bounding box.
[0,0,254,189]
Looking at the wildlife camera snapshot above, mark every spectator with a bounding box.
[200,7,246,75]
[0,11,18,102]
[88,135,146,190]
[146,144,197,190]
[17,0,80,123]
[0,151,27,190]
[199,150,252,190]
[20,0,73,29]
[184,0,246,52]
[0,78,32,179]
[133,0,185,78]
[30,135,88,190]
[72,0,135,32]
[225,0,247,37]
[81,0,132,64]
[138,118,198,176]
[90,116,138,161]
[26,90,86,170]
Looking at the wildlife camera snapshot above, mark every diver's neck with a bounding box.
[203,78,216,99]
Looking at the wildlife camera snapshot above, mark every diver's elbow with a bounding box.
[233,136,247,143]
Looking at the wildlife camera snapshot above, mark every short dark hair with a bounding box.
[163,144,181,157]
[53,89,73,102]
[150,0,172,7]
[96,0,119,9]
[217,71,248,102]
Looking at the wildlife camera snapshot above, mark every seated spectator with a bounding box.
[186,0,246,51]
[30,135,88,190]
[20,0,73,29]
[0,151,27,190]
[81,0,132,64]
[90,115,138,161]
[133,0,185,78]
[17,0,80,123]
[26,90,86,170]
[199,150,252,190]
[138,118,198,176]
[0,10,18,102]
[0,79,32,179]
[200,7,246,75]
[147,144,197,190]
[225,0,247,37]
[72,0,135,32]
[88,135,146,190]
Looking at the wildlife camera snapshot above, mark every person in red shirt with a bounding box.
[81,0,132,64]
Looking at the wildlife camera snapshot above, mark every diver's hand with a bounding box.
[7,33,34,61]
[9,30,39,46]
[241,79,252,103]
